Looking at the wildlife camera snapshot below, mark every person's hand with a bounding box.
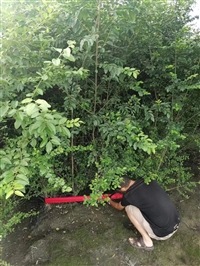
[108,199,125,210]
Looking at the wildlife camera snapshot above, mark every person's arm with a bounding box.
[108,199,125,210]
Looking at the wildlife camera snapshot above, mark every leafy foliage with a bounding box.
[0,199,38,238]
[0,0,200,216]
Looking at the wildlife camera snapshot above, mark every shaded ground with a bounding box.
[2,182,200,266]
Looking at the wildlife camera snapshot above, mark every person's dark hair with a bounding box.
[119,175,131,188]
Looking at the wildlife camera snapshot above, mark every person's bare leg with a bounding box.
[126,208,153,247]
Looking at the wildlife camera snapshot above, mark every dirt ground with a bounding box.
[2,181,200,266]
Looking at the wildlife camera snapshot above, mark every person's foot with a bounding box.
[128,237,154,251]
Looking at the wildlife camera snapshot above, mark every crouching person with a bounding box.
[108,176,180,251]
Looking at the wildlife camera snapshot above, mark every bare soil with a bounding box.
[2,182,200,266]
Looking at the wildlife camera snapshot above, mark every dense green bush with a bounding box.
[0,0,200,227]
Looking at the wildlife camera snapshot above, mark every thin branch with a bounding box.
[92,0,101,141]
[93,0,101,115]
[71,109,75,192]
[157,147,168,172]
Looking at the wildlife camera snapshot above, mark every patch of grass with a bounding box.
[179,234,200,265]
[46,255,92,266]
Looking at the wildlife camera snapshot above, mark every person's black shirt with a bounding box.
[121,179,180,237]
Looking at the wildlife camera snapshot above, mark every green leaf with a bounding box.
[44,113,54,120]
[62,127,71,137]
[17,179,29,186]
[11,101,19,108]
[36,99,51,111]
[37,123,46,134]
[62,186,72,193]
[52,58,60,66]
[6,190,14,199]
[53,47,62,53]
[8,109,16,116]
[14,119,22,129]
[1,157,12,164]
[46,121,56,134]
[69,55,75,62]
[30,139,37,147]
[0,104,9,117]
[18,167,29,175]
[17,111,24,121]
[63,54,75,62]
[25,103,38,116]
[4,173,14,183]
[46,141,53,154]
[36,88,44,95]
[35,99,51,106]
[20,160,29,166]
[51,136,60,145]
[63,47,71,57]
[29,120,43,133]
[16,174,29,184]
[21,98,33,104]
[31,111,39,118]
[0,150,6,155]
[13,182,25,190]
[40,165,47,175]
[14,190,24,197]
[22,131,28,138]
[133,142,137,150]
[41,74,48,81]
[40,137,48,148]
[133,71,138,79]
[59,117,67,124]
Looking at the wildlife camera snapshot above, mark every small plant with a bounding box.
[0,199,38,238]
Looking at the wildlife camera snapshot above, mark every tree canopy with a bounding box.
[0,0,200,217]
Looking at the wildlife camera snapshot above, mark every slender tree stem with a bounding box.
[157,147,168,171]
[92,0,101,141]
[71,109,75,191]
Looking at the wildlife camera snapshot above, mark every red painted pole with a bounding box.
[45,193,123,204]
